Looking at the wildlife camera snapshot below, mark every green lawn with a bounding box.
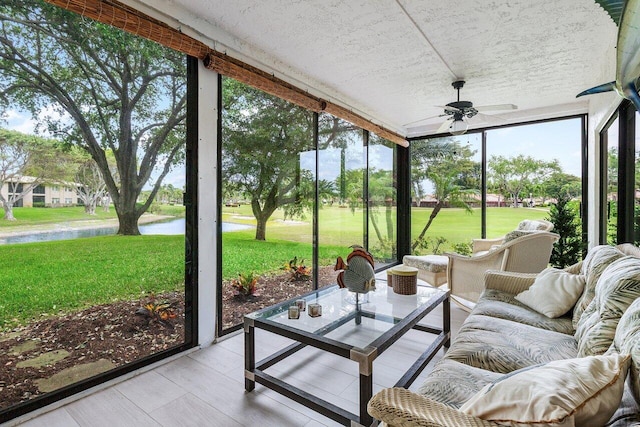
[0,204,552,329]
[0,235,185,330]
[0,205,185,229]
[222,232,343,279]
[411,207,551,246]
[0,206,118,227]
[223,204,551,251]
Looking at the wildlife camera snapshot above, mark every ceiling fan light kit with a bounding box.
[449,116,468,135]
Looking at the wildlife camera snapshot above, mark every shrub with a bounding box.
[283,256,312,281]
[231,272,259,297]
[451,242,472,256]
[135,296,178,328]
[547,193,584,268]
[412,236,448,255]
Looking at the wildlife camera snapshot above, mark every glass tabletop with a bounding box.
[246,284,447,350]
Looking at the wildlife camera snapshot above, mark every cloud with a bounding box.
[2,109,38,134]
[2,106,70,137]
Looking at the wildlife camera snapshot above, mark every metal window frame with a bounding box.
[217,102,401,336]
[0,55,199,425]
[600,100,637,245]
[406,114,588,249]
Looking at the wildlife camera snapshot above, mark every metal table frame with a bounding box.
[244,285,450,427]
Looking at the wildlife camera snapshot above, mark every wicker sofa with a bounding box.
[368,244,640,427]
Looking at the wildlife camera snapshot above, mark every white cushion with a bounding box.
[460,354,630,427]
[514,268,585,318]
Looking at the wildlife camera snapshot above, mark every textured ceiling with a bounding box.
[141,0,618,137]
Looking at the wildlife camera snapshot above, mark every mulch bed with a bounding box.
[0,292,185,411]
[221,265,337,330]
[0,266,339,411]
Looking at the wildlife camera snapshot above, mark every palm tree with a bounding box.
[412,168,477,252]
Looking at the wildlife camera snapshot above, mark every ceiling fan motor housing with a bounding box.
[445,100,478,118]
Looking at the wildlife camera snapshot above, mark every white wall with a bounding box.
[585,38,620,249]
[197,62,218,346]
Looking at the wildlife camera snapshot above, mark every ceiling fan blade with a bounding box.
[475,104,518,112]
[403,114,443,127]
[436,118,454,133]
[473,112,508,124]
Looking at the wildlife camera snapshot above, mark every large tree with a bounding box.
[0,1,186,234]
[541,172,581,201]
[488,155,561,207]
[222,78,314,241]
[0,128,69,220]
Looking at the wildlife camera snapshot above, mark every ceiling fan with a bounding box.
[405,80,518,135]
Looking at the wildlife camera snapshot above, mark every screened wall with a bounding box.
[0,1,196,421]
[218,79,399,335]
[409,117,586,263]
[599,101,640,245]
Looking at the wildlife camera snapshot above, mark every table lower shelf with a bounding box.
[245,325,449,427]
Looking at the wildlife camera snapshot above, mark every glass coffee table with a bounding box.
[244,283,450,426]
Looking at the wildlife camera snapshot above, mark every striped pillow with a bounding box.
[575,256,640,357]
[606,298,640,404]
[572,245,625,329]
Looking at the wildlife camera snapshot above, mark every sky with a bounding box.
[485,118,582,177]
[5,108,582,194]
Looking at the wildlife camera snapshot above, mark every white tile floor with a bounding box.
[9,291,467,427]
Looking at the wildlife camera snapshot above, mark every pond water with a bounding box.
[0,218,253,245]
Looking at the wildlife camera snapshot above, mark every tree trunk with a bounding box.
[385,199,394,241]
[370,212,384,242]
[115,209,141,235]
[2,201,15,221]
[255,216,267,241]
[251,196,278,241]
[411,202,443,252]
[84,200,98,215]
[339,148,346,202]
[86,200,97,215]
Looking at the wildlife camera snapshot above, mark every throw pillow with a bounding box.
[503,230,533,242]
[606,298,640,404]
[459,354,631,427]
[517,219,550,231]
[514,268,585,318]
[575,256,640,357]
[572,245,625,328]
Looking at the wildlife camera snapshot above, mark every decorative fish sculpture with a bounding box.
[334,245,376,293]
[577,0,640,111]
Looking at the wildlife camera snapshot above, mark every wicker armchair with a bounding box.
[446,230,559,306]
[471,219,554,254]
[368,387,498,427]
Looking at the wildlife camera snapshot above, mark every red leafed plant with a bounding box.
[135,296,178,328]
[284,256,312,281]
[231,272,259,298]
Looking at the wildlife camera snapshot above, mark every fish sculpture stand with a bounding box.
[335,245,376,323]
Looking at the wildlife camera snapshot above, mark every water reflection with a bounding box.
[0,218,252,245]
